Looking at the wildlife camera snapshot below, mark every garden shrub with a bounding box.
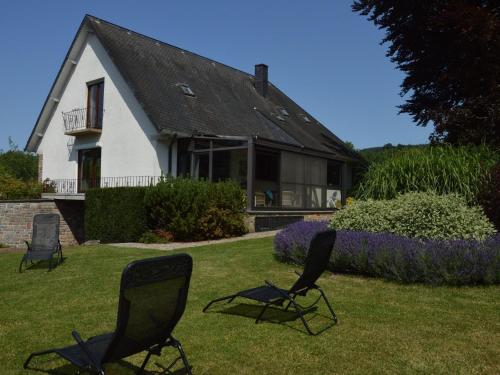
[144,178,246,241]
[0,174,42,200]
[274,220,500,285]
[198,207,247,240]
[355,145,498,203]
[331,192,496,241]
[479,163,500,231]
[85,187,147,243]
[0,149,38,181]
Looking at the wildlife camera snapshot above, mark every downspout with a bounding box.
[167,133,178,176]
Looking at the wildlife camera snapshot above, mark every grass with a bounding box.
[1,237,499,374]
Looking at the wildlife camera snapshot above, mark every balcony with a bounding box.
[62,108,102,136]
[42,176,162,197]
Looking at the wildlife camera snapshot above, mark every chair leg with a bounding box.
[137,351,153,374]
[289,300,315,335]
[19,258,27,273]
[284,294,297,311]
[318,287,337,323]
[203,294,238,312]
[171,337,192,375]
[255,303,269,324]
[24,349,56,369]
[288,289,337,335]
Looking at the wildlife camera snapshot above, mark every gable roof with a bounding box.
[26,15,358,161]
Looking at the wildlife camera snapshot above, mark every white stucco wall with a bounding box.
[36,33,174,180]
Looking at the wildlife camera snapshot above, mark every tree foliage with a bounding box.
[0,138,38,181]
[353,0,500,146]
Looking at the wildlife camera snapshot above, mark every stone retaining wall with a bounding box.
[246,212,333,232]
[0,199,84,248]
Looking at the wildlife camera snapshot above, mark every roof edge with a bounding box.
[25,15,93,152]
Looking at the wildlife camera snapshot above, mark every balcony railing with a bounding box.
[62,108,102,135]
[43,176,163,194]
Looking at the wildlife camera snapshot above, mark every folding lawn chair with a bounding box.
[19,213,63,273]
[203,229,337,335]
[24,254,194,375]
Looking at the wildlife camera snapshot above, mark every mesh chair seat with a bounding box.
[23,250,58,261]
[237,286,288,304]
[55,333,113,369]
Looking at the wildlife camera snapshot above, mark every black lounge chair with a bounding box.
[203,229,338,335]
[24,254,194,375]
[19,213,63,273]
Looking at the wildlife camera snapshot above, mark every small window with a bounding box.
[178,83,195,97]
[302,114,311,123]
[276,115,286,122]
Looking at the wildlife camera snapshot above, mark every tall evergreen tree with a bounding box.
[353,0,500,147]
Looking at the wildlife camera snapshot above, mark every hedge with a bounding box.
[85,187,147,243]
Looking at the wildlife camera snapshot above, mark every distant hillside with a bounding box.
[358,144,427,164]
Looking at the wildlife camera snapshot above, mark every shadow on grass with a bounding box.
[19,258,65,273]
[208,302,335,335]
[24,354,190,374]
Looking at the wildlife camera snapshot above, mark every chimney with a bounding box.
[254,64,268,97]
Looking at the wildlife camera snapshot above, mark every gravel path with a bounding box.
[110,230,278,251]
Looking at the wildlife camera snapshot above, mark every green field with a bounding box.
[1,237,499,374]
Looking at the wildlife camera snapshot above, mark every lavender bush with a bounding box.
[274,221,500,286]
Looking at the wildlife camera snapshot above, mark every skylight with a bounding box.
[178,83,195,97]
[278,107,289,116]
[302,114,311,123]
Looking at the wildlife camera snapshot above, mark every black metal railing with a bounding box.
[42,176,163,194]
[62,108,101,133]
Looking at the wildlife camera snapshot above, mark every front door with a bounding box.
[78,148,101,192]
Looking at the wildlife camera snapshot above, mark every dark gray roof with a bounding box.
[34,15,357,159]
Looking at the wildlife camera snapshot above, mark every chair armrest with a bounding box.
[71,331,102,372]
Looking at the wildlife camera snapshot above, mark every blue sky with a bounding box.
[0,0,432,152]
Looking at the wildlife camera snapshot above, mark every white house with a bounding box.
[25,15,359,228]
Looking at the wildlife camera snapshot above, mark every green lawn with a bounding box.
[1,237,499,374]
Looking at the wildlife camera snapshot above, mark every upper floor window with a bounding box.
[86,80,104,128]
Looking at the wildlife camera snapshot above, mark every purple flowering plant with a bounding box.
[274,220,500,286]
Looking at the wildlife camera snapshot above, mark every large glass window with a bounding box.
[280,152,305,208]
[254,149,280,208]
[280,153,328,209]
[177,139,192,177]
[212,149,247,187]
[194,153,209,180]
[178,137,248,187]
[327,161,342,208]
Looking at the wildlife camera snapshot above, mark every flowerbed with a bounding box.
[274,221,500,285]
